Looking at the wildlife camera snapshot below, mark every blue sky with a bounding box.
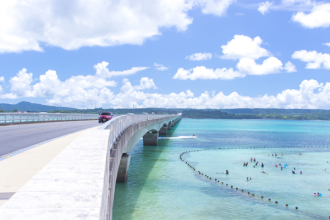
[0,0,330,109]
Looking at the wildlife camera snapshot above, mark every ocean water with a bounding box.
[113,119,330,220]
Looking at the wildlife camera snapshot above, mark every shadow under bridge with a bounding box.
[101,114,181,220]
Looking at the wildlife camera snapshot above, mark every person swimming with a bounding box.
[292,170,296,174]
[226,170,229,174]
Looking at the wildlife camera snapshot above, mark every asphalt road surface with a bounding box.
[0,120,99,157]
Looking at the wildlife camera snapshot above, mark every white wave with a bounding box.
[159,136,197,139]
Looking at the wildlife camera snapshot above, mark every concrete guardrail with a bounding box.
[0,113,99,125]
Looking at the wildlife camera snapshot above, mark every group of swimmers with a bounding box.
[244,158,264,168]
[313,192,322,196]
[292,170,302,174]
[243,157,265,167]
[269,153,284,157]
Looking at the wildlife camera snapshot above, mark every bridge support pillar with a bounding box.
[143,132,159,145]
[159,126,167,135]
[117,153,131,182]
[167,124,171,130]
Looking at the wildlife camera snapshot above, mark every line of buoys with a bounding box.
[179,147,328,218]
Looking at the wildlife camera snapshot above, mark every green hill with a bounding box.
[0,101,76,112]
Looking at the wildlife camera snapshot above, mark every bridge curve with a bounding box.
[0,114,181,220]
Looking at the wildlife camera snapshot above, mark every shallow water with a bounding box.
[113,119,330,220]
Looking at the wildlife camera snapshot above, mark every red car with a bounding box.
[99,112,113,123]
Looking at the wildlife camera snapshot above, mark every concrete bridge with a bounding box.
[0,114,181,220]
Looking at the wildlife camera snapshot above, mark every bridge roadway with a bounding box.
[0,120,99,157]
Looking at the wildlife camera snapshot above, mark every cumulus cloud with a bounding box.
[186,52,212,61]
[258,1,273,15]
[141,79,330,109]
[292,3,330,28]
[1,67,330,109]
[134,77,158,90]
[0,0,195,53]
[154,63,168,71]
[0,0,237,53]
[9,69,34,97]
[284,61,297,72]
[174,35,292,80]
[292,50,330,69]
[0,62,148,108]
[237,57,284,75]
[221,35,271,60]
[197,0,236,16]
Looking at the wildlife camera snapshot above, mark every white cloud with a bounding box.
[221,35,271,60]
[186,52,212,61]
[0,0,194,53]
[175,35,291,80]
[0,62,148,108]
[0,0,237,53]
[258,1,273,15]
[9,68,34,98]
[255,0,315,16]
[2,66,330,109]
[173,66,244,80]
[292,50,330,69]
[280,0,314,8]
[323,43,330,47]
[197,0,236,16]
[237,57,284,75]
[134,77,158,90]
[284,61,297,72]
[292,3,330,28]
[154,63,168,71]
[140,79,330,109]
[95,61,148,78]
[282,0,312,4]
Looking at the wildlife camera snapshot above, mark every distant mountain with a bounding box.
[0,101,77,112]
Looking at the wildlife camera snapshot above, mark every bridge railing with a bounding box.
[102,114,179,152]
[0,113,99,124]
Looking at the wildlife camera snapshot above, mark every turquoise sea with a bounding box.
[113,119,330,220]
